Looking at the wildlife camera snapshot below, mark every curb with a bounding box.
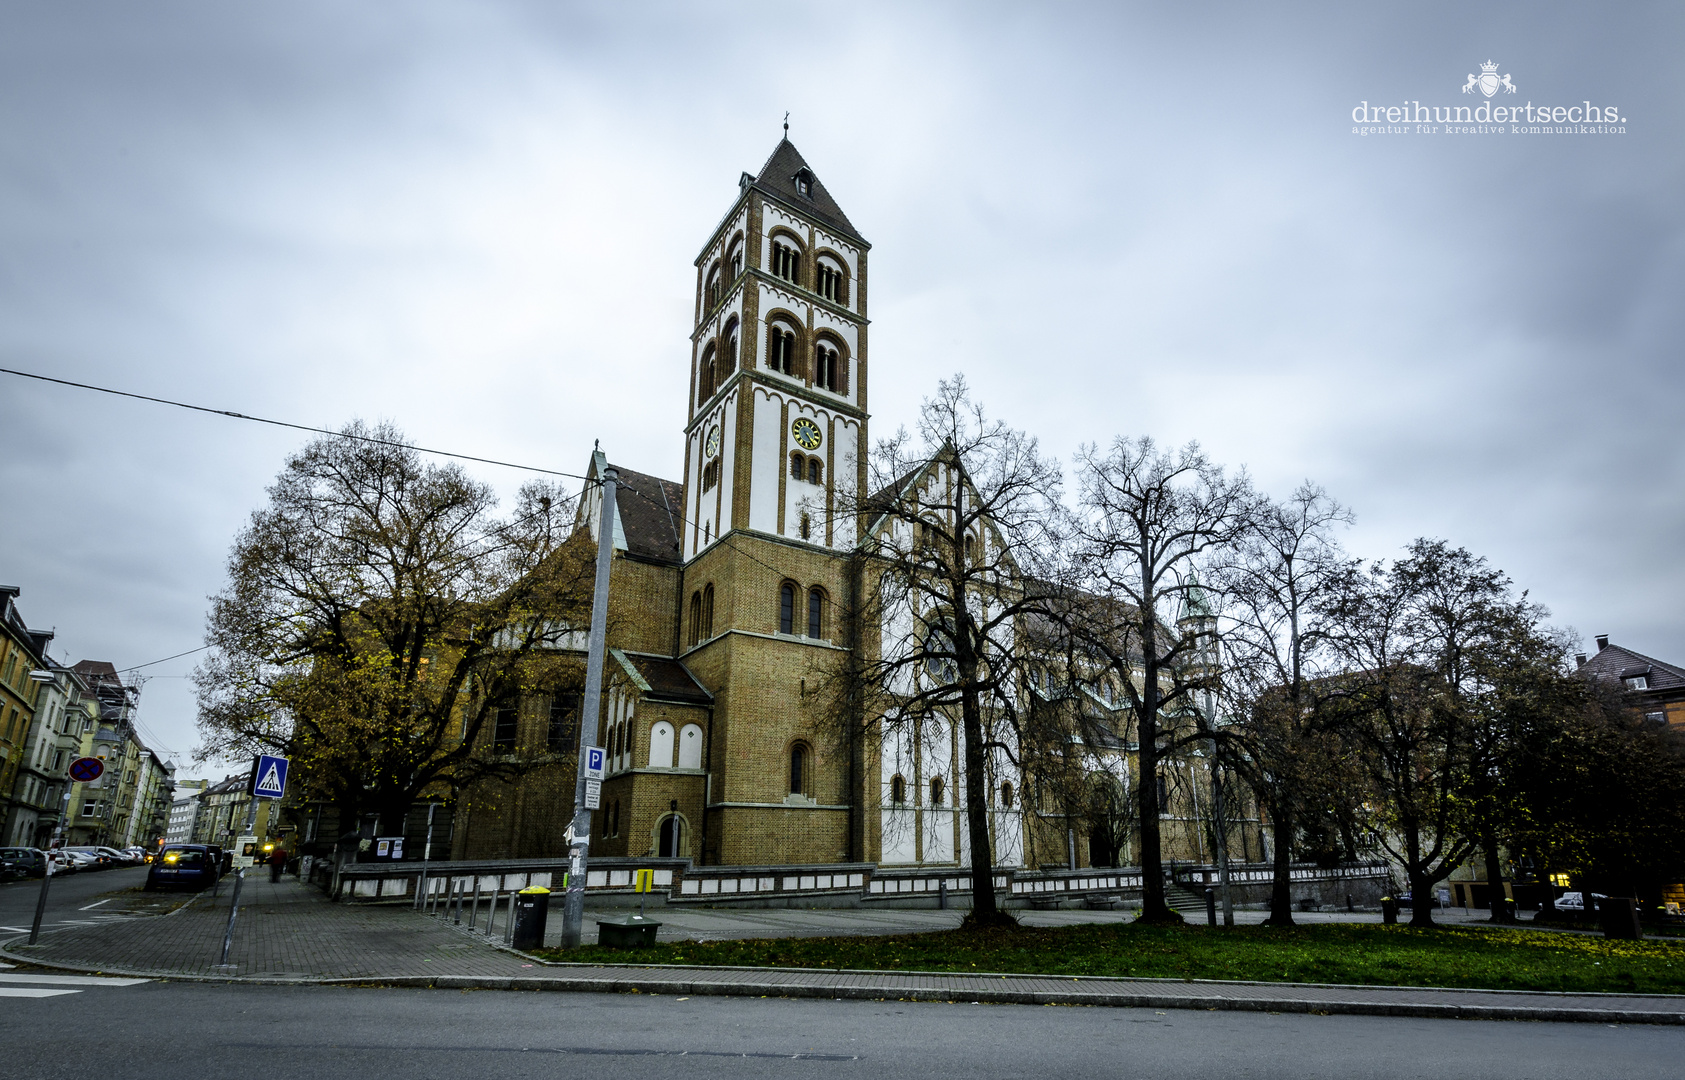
[4,938,1683,1024]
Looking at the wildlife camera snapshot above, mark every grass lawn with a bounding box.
[534,920,1685,996]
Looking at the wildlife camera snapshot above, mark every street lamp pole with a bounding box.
[559,455,617,949]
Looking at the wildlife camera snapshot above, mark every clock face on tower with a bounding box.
[791,417,822,452]
[705,425,721,458]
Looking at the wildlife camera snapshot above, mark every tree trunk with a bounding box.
[1134,710,1175,922]
[1406,828,1436,928]
[1265,807,1295,927]
[959,686,1004,925]
[1480,829,1512,923]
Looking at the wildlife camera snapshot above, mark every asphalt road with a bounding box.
[0,863,172,933]
[2,980,1682,1080]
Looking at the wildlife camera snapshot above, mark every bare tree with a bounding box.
[1068,437,1256,922]
[1212,483,1354,926]
[821,376,1065,926]
[194,422,597,841]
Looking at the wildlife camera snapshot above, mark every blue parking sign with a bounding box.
[584,746,605,780]
[250,754,289,799]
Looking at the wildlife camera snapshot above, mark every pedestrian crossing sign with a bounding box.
[249,754,289,799]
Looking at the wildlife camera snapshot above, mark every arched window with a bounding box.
[890,774,906,804]
[929,775,945,806]
[779,583,795,634]
[649,721,675,768]
[767,323,798,375]
[697,343,717,405]
[807,587,823,639]
[963,534,975,566]
[814,343,839,391]
[924,617,957,681]
[688,592,702,648]
[1000,781,1015,809]
[771,238,801,284]
[791,451,805,480]
[728,239,743,280]
[723,320,739,373]
[789,742,809,795]
[678,724,704,769]
[702,584,715,639]
[807,458,822,484]
[799,513,812,541]
[704,264,720,310]
[816,260,842,302]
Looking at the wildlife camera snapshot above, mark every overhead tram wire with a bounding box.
[0,367,593,483]
[3,367,796,596]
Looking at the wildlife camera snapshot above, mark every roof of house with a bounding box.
[1577,640,1685,695]
[612,650,713,706]
[608,464,684,567]
[749,139,866,246]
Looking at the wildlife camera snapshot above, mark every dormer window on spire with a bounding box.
[793,168,813,198]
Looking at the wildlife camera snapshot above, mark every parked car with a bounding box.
[0,847,49,880]
[145,844,220,891]
[1553,891,1608,911]
[95,846,137,865]
[45,850,79,874]
[60,850,102,871]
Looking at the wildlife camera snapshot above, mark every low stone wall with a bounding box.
[1176,863,1392,911]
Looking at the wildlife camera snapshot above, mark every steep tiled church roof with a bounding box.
[749,138,866,245]
[608,464,684,566]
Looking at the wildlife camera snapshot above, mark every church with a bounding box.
[450,138,1258,875]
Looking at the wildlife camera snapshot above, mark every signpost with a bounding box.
[31,758,106,944]
[219,754,290,968]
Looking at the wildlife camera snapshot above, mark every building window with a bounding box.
[770,240,800,285]
[930,776,945,806]
[702,584,715,639]
[790,743,809,795]
[799,513,812,541]
[791,452,806,480]
[705,264,720,310]
[779,583,795,634]
[890,774,906,804]
[808,458,822,484]
[493,701,519,751]
[724,323,739,372]
[794,171,812,198]
[807,588,823,639]
[816,262,842,302]
[815,343,841,391]
[688,592,702,648]
[767,324,797,375]
[702,458,719,492]
[1000,781,1015,809]
[1625,675,1649,690]
[548,692,579,752]
[698,344,717,405]
[728,240,743,280]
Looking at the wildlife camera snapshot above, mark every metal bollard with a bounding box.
[505,890,516,944]
[469,880,481,929]
[453,879,464,925]
[1204,887,1217,927]
[486,882,500,936]
[938,880,947,910]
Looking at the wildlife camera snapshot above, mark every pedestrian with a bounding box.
[269,844,286,883]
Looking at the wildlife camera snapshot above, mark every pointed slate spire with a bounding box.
[748,138,866,244]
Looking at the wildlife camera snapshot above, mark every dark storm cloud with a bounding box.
[0,1,1680,768]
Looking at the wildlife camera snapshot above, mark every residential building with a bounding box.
[5,661,94,847]
[0,586,53,844]
[1575,634,1685,729]
[166,780,208,844]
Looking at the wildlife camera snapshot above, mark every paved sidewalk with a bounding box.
[4,875,1683,1023]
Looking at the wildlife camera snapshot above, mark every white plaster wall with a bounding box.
[749,388,782,533]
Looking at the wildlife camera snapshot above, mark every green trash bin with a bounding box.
[595,913,661,949]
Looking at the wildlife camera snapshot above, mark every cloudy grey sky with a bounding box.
[2,2,1680,775]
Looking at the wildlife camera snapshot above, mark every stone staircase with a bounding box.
[1166,881,1210,918]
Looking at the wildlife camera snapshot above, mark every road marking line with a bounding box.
[0,926,30,933]
[0,974,150,987]
[0,987,81,998]
[79,899,113,910]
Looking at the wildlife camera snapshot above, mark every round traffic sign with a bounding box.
[68,756,104,782]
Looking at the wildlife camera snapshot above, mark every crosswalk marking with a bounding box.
[0,987,80,998]
[0,973,150,987]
